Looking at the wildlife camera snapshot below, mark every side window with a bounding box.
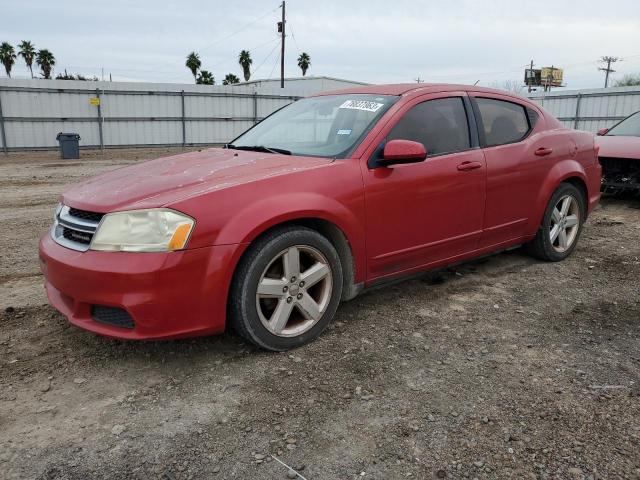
[527,107,540,128]
[387,97,470,156]
[475,98,530,147]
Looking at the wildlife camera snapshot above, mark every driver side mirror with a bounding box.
[377,139,427,167]
[596,128,609,136]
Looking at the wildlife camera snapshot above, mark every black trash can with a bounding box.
[56,133,81,159]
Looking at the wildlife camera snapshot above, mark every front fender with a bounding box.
[215,192,366,282]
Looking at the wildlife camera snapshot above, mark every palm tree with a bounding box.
[36,49,55,79]
[297,52,311,76]
[185,52,201,83]
[222,73,240,85]
[0,42,17,78]
[18,40,36,78]
[196,70,214,85]
[238,50,252,82]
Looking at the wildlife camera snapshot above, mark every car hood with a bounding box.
[596,135,640,160]
[61,148,333,212]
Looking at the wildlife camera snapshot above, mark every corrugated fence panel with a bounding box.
[102,93,181,118]
[2,89,96,118]
[186,120,253,144]
[257,97,294,119]
[104,121,183,146]
[528,86,640,132]
[0,79,304,151]
[6,121,100,148]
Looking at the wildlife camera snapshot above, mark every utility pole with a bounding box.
[599,56,618,88]
[544,65,557,92]
[280,1,285,88]
[527,59,534,93]
[414,77,424,83]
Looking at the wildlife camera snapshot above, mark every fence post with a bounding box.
[0,90,7,155]
[573,93,582,130]
[96,88,104,151]
[181,90,186,148]
[253,92,258,125]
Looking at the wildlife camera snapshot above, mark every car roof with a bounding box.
[313,83,528,102]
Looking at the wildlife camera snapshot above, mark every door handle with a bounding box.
[457,161,482,171]
[535,147,553,156]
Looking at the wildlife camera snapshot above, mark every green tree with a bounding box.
[0,42,17,78]
[196,70,214,85]
[238,50,252,82]
[36,49,55,79]
[18,40,36,78]
[297,52,311,76]
[185,52,201,83]
[222,73,240,85]
[614,74,640,87]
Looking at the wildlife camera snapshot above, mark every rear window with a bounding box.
[476,98,530,147]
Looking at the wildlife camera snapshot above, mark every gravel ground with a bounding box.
[1,149,639,480]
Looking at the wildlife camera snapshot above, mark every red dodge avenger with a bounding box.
[39,84,601,350]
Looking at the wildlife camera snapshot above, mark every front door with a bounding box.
[362,93,486,281]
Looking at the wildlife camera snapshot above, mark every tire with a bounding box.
[229,226,343,351]
[525,183,586,262]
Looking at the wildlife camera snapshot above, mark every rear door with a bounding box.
[361,92,486,280]
[469,94,559,248]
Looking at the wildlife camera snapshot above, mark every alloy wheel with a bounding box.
[549,194,580,253]
[255,245,333,337]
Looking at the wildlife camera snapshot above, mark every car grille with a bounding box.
[600,157,640,193]
[51,205,105,252]
[68,207,104,223]
[91,305,135,329]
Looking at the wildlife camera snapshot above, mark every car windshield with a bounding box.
[607,111,640,137]
[228,94,398,158]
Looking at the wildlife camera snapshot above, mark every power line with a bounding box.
[288,19,301,53]
[252,41,281,77]
[197,5,280,54]
[268,49,280,80]
[209,36,280,71]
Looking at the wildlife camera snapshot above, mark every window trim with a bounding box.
[470,96,535,148]
[381,95,476,161]
[605,111,640,136]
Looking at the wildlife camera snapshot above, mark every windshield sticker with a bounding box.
[337,129,352,135]
[339,100,384,113]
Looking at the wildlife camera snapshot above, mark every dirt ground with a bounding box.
[1,148,639,480]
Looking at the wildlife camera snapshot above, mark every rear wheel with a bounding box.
[229,226,343,351]
[526,183,585,261]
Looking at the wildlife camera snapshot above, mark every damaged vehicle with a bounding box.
[39,84,601,351]
[597,111,640,194]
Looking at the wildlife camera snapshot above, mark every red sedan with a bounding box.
[596,111,640,193]
[39,84,601,350]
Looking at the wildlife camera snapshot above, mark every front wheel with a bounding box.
[526,183,586,261]
[229,226,343,351]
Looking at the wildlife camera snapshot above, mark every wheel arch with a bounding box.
[529,161,589,233]
[236,217,361,302]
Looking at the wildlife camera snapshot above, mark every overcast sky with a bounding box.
[3,0,640,90]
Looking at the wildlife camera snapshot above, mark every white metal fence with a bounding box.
[3,80,638,152]
[527,86,640,132]
[0,79,302,152]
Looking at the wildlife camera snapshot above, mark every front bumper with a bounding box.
[39,233,240,340]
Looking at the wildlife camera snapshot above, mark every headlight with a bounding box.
[90,208,195,252]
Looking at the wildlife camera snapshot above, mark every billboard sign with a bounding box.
[541,67,563,87]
